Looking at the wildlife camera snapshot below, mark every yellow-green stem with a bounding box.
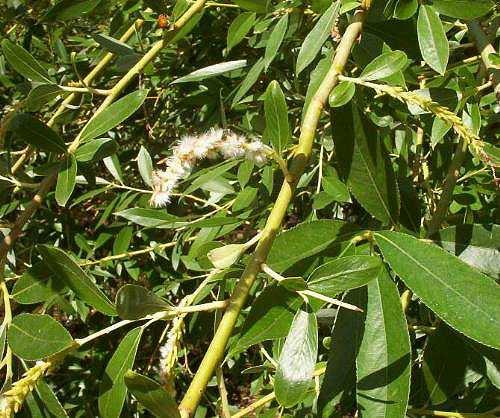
[178,4,371,416]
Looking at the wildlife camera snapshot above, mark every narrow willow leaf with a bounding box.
[275,309,318,407]
[296,1,341,75]
[35,378,69,417]
[394,0,418,19]
[172,60,247,84]
[1,39,53,83]
[44,0,101,21]
[9,113,66,154]
[99,327,143,418]
[115,208,185,228]
[360,50,408,81]
[332,104,400,225]
[55,154,77,206]
[103,155,123,183]
[375,231,500,349]
[328,81,355,108]
[417,5,449,75]
[26,84,66,111]
[11,263,62,304]
[207,243,247,269]
[8,314,73,360]
[264,80,290,153]
[38,245,116,316]
[421,325,469,405]
[227,12,256,51]
[79,90,149,142]
[317,288,366,417]
[75,138,118,163]
[232,58,264,106]
[307,255,382,298]
[115,285,169,320]
[229,286,302,356]
[264,14,288,71]
[137,146,153,187]
[113,226,133,255]
[431,0,494,20]
[184,159,240,194]
[267,220,358,272]
[303,50,333,118]
[356,270,411,418]
[124,371,181,418]
[430,224,500,278]
[94,34,135,56]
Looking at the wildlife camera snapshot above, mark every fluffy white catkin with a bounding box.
[150,128,269,207]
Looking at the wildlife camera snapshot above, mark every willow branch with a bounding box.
[0,0,207,278]
[178,3,371,416]
[10,18,145,174]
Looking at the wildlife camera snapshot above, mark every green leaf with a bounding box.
[124,371,181,418]
[38,245,116,316]
[296,1,341,76]
[115,285,169,320]
[9,113,66,154]
[227,12,256,51]
[115,208,185,228]
[307,256,382,298]
[267,220,358,272]
[113,226,133,256]
[328,81,355,108]
[302,50,334,118]
[264,14,288,71]
[55,154,77,206]
[417,5,449,75]
[1,39,53,83]
[35,378,70,417]
[318,288,366,417]
[431,0,494,20]
[94,34,135,56]
[375,231,500,349]
[99,327,143,418]
[232,186,257,212]
[360,50,408,81]
[481,143,500,167]
[406,88,458,115]
[356,269,411,418]
[79,90,149,142]
[333,104,400,225]
[11,263,62,304]
[264,80,290,153]
[137,146,153,187]
[430,224,500,278]
[103,155,123,183]
[275,309,318,407]
[231,0,267,13]
[44,0,101,21]
[232,58,265,106]
[184,159,240,194]
[8,314,73,360]
[394,0,418,19]
[75,138,118,163]
[229,286,302,356]
[26,84,67,111]
[172,60,247,84]
[421,325,469,405]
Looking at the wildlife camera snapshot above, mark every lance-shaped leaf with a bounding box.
[99,327,143,418]
[417,5,449,75]
[232,58,265,106]
[227,12,256,51]
[318,288,367,417]
[275,309,318,407]
[55,154,77,206]
[296,1,341,75]
[430,224,500,278]
[229,286,302,356]
[264,80,290,153]
[75,138,118,163]
[264,14,288,70]
[8,314,74,360]
[431,0,494,20]
[115,285,169,320]
[124,371,181,418]
[267,220,358,273]
[9,113,66,154]
[360,50,408,81]
[38,245,116,316]
[114,208,186,229]
[44,0,101,21]
[172,60,247,84]
[79,90,149,142]
[329,81,355,108]
[356,270,411,418]
[1,39,53,83]
[332,104,400,225]
[26,84,67,111]
[137,146,153,187]
[375,231,500,350]
[307,255,382,298]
